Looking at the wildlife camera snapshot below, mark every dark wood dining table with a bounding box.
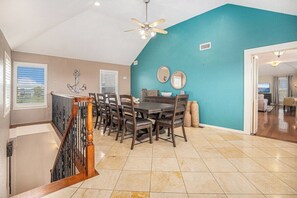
[134,102,174,115]
[133,102,174,141]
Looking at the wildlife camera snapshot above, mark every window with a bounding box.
[4,52,11,116]
[13,62,47,109]
[100,70,118,94]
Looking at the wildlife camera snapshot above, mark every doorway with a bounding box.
[244,41,297,141]
[255,49,297,142]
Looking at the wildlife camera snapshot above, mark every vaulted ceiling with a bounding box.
[0,0,296,65]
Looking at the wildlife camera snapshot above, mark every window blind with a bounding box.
[14,63,47,109]
[100,70,118,94]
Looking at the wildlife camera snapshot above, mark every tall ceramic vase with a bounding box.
[184,101,192,127]
[191,101,199,128]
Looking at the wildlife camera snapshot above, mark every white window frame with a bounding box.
[4,51,11,117]
[13,62,48,110]
[99,70,118,94]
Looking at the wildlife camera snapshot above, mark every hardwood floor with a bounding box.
[257,105,297,143]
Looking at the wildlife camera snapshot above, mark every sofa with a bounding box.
[258,94,268,112]
[283,97,296,111]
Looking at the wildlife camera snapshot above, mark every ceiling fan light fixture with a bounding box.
[150,31,156,37]
[125,0,167,39]
[139,29,145,35]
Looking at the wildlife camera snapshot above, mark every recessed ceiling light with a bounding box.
[94,1,100,7]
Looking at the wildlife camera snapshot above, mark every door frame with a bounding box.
[243,41,297,134]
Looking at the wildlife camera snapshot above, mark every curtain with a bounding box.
[273,76,279,105]
[288,75,293,97]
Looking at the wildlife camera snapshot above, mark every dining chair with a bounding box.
[156,95,189,147]
[97,93,111,134]
[107,93,123,137]
[89,93,100,129]
[120,95,153,150]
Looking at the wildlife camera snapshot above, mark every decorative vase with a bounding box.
[184,101,192,127]
[191,101,199,128]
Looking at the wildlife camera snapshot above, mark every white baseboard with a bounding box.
[200,123,250,135]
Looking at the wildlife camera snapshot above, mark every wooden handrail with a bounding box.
[14,172,98,198]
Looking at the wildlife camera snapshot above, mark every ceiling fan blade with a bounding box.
[131,18,145,27]
[124,28,141,32]
[149,19,166,27]
[152,28,168,34]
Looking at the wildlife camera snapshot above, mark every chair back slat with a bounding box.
[89,93,99,114]
[173,95,189,123]
[108,93,120,118]
[97,93,109,115]
[163,95,188,124]
[120,95,136,127]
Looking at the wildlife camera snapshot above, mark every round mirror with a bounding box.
[157,66,170,83]
[171,71,186,89]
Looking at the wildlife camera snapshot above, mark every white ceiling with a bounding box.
[0,0,297,66]
[258,49,297,76]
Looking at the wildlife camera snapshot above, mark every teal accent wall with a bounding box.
[131,4,297,130]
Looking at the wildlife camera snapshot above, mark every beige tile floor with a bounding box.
[44,127,297,198]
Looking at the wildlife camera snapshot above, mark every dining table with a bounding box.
[133,102,174,141]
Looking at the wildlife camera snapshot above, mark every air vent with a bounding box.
[200,42,211,51]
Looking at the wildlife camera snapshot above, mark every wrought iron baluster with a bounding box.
[51,94,94,182]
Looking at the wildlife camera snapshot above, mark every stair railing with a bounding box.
[50,93,95,182]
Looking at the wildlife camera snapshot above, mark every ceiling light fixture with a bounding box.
[273,51,285,58]
[270,61,281,67]
[94,1,100,7]
[269,50,285,67]
[125,0,168,39]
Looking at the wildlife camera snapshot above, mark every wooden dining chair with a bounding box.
[97,93,111,134]
[89,93,100,129]
[120,95,153,150]
[107,93,123,137]
[156,95,189,147]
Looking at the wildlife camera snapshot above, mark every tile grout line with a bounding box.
[219,139,267,197]
[70,128,114,198]
[204,132,265,196]
[69,179,85,198]
[149,141,154,196]
[88,125,297,197]
[271,172,297,194]
[224,157,266,197]
[97,127,130,195]
[173,138,189,197]
[200,132,230,197]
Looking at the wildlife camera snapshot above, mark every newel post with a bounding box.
[86,97,95,176]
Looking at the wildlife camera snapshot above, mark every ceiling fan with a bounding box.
[125,0,168,39]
